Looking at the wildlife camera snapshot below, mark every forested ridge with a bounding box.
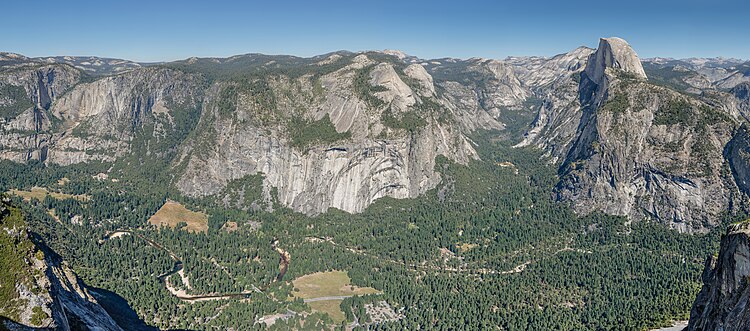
[0,132,731,330]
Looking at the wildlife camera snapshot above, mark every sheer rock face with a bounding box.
[0,54,496,215]
[176,57,483,215]
[0,65,82,118]
[552,37,742,232]
[557,79,738,231]
[688,223,750,331]
[519,39,750,231]
[728,125,750,196]
[0,65,203,165]
[46,67,204,165]
[584,37,647,86]
[732,83,750,119]
[512,47,593,162]
[2,39,750,223]
[0,204,122,331]
[514,38,648,161]
[176,122,474,215]
[468,59,529,116]
[0,65,81,162]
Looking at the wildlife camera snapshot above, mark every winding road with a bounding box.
[303,295,360,303]
[101,229,290,302]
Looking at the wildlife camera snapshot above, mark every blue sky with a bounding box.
[1,0,748,62]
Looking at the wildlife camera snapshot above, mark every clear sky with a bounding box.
[1,0,748,62]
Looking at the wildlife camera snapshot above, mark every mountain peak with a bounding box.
[584,37,647,84]
[381,49,408,60]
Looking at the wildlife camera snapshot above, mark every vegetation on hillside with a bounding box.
[0,202,46,324]
[353,65,388,109]
[0,130,730,330]
[0,84,33,120]
[288,114,351,150]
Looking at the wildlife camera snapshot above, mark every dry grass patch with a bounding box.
[457,242,479,253]
[8,187,89,202]
[148,200,208,233]
[221,221,239,233]
[307,300,346,323]
[292,271,380,300]
[292,271,381,324]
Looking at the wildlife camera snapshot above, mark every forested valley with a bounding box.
[0,132,729,330]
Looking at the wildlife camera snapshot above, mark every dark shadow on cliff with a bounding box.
[89,287,198,331]
[86,287,158,331]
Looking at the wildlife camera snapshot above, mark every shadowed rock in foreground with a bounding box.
[688,221,750,330]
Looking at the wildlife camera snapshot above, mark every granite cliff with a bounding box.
[0,199,122,331]
[688,221,750,330]
[2,38,750,227]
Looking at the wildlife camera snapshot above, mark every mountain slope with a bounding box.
[175,54,487,214]
[688,221,750,331]
[0,198,122,331]
[1,40,749,225]
[513,38,748,231]
[0,52,505,215]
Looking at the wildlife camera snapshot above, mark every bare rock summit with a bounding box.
[585,37,647,85]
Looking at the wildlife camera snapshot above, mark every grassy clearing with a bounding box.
[292,271,380,299]
[307,300,345,323]
[8,187,90,202]
[148,200,208,233]
[292,271,380,324]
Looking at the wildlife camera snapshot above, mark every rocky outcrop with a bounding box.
[468,59,529,116]
[584,37,647,86]
[35,254,124,331]
[369,63,417,112]
[0,201,122,331]
[47,67,203,165]
[404,64,435,96]
[1,40,748,224]
[731,83,750,120]
[553,37,741,231]
[688,222,750,330]
[176,56,482,215]
[0,64,204,165]
[512,47,593,161]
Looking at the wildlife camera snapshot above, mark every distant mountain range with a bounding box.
[2,38,750,227]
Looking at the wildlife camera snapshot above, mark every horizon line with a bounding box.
[2,47,748,65]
